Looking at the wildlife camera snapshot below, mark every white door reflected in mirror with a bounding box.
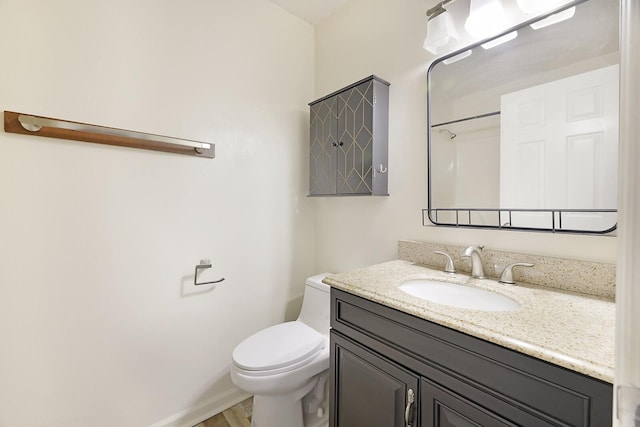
[500,64,619,232]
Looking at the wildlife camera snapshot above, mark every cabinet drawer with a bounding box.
[331,288,612,426]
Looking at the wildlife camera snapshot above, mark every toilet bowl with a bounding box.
[230,273,332,427]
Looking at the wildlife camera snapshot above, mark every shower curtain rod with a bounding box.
[431,110,500,128]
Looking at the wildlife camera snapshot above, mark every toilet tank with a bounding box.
[297,273,332,335]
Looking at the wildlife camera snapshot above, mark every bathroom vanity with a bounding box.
[325,259,614,427]
[326,0,619,423]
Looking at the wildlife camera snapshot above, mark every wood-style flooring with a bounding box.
[193,397,252,427]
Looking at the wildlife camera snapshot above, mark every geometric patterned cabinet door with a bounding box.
[309,75,390,196]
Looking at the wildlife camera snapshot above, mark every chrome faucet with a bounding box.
[462,246,485,279]
[499,262,534,285]
[433,250,456,273]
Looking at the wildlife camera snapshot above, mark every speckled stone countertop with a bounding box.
[324,260,615,383]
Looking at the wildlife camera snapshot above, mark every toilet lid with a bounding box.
[233,321,325,371]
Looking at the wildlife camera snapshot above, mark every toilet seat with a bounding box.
[232,321,325,375]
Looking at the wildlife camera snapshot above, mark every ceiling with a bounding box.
[267,0,350,25]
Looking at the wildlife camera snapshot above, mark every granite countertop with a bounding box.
[323,259,615,383]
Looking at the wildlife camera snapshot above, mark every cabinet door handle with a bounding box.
[405,388,415,427]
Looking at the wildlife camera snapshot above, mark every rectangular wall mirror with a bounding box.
[426,0,619,233]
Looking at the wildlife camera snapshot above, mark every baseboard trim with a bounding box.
[149,388,251,427]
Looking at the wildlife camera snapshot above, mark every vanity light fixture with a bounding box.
[464,0,509,39]
[481,30,518,49]
[529,7,576,29]
[443,49,472,64]
[516,0,576,29]
[424,0,460,55]
[515,0,571,14]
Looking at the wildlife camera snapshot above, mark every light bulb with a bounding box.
[464,0,509,39]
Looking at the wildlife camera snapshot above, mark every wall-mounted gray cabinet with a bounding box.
[330,288,613,427]
[309,75,390,196]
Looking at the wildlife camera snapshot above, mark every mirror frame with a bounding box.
[425,0,617,234]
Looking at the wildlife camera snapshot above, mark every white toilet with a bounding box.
[230,273,332,427]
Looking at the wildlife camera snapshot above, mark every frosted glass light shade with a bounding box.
[443,49,472,65]
[464,0,509,39]
[516,0,572,14]
[424,11,460,54]
[530,7,576,29]
[481,31,517,49]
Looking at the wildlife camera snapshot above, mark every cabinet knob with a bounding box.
[338,141,344,146]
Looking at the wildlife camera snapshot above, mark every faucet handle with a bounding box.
[433,251,456,273]
[499,262,534,285]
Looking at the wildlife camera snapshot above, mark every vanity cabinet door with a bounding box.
[421,378,515,427]
[309,75,390,196]
[331,331,419,427]
[420,378,557,427]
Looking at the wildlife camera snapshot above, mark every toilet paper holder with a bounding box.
[194,259,225,286]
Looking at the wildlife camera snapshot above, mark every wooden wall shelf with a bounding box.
[3,111,215,158]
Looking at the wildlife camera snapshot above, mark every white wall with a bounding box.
[615,1,640,424]
[313,0,616,274]
[0,1,314,426]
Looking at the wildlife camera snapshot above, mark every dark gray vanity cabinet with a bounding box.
[330,288,613,427]
[309,75,390,196]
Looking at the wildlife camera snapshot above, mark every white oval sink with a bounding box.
[399,279,520,312]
